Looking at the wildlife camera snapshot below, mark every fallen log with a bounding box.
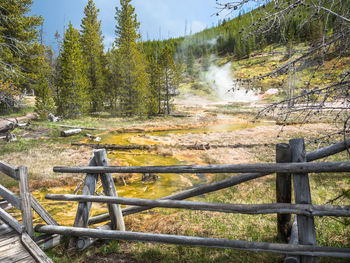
[61,129,82,137]
[169,114,192,117]
[70,142,274,151]
[48,113,60,122]
[56,124,106,131]
[182,143,274,150]
[0,113,34,135]
[71,143,154,150]
[0,120,17,134]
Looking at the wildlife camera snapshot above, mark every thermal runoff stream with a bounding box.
[31,120,269,225]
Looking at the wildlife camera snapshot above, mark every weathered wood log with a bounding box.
[53,161,350,174]
[93,149,125,231]
[35,234,62,251]
[0,113,37,131]
[88,172,270,225]
[17,122,29,128]
[306,138,350,162]
[76,223,111,250]
[48,113,60,122]
[18,166,34,238]
[71,143,153,150]
[56,124,106,130]
[45,194,350,217]
[0,160,19,180]
[0,207,24,233]
[182,143,274,150]
[276,143,292,242]
[34,224,350,258]
[169,114,192,117]
[60,128,82,137]
[285,216,300,263]
[0,120,17,133]
[290,138,318,263]
[21,232,53,263]
[30,194,58,226]
[0,184,21,209]
[71,142,274,150]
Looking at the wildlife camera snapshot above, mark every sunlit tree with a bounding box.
[113,0,149,116]
[55,22,88,118]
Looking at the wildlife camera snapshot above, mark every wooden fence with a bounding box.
[15,138,350,262]
[0,161,55,262]
[0,161,58,229]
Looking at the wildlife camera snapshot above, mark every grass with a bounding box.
[98,240,121,256]
[3,120,348,262]
[230,43,350,106]
[1,49,349,262]
[1,105,35,118]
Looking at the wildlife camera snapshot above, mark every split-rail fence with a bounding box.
[1,138,350,263]
[39,138,350,263]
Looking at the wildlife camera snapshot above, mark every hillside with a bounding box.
[142,1,349,110]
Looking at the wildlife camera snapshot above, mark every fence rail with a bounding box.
[46,194,350,217]
[53,160,350,174]
[35,224,350,258]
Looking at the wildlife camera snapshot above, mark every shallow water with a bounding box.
[95,120,267,199]
[31,120,267,225]
[100,121,263,145]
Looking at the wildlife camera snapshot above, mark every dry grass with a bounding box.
[1,100,349,263]
[0,144,91,190]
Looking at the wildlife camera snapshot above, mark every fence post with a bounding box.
[290,138,318,263]
[70,153,98,248]
[18,166,34,238]
[276,143,292,242]
[284,216,300,263]
[94,149,125,231]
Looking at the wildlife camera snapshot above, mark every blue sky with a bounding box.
[30,0,231,53]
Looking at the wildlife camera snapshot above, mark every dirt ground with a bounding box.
[0,97,339,190]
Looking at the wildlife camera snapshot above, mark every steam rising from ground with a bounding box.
[204,63,259,103]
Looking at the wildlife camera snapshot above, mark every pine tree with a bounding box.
[80,0,106,112]
[55,22,88,118]
[0,0,43,112]
[159,45,178,115]
[113,0,149,116]
[105,48,120,111]
[146,56,162,115]
[34,46,55,119]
